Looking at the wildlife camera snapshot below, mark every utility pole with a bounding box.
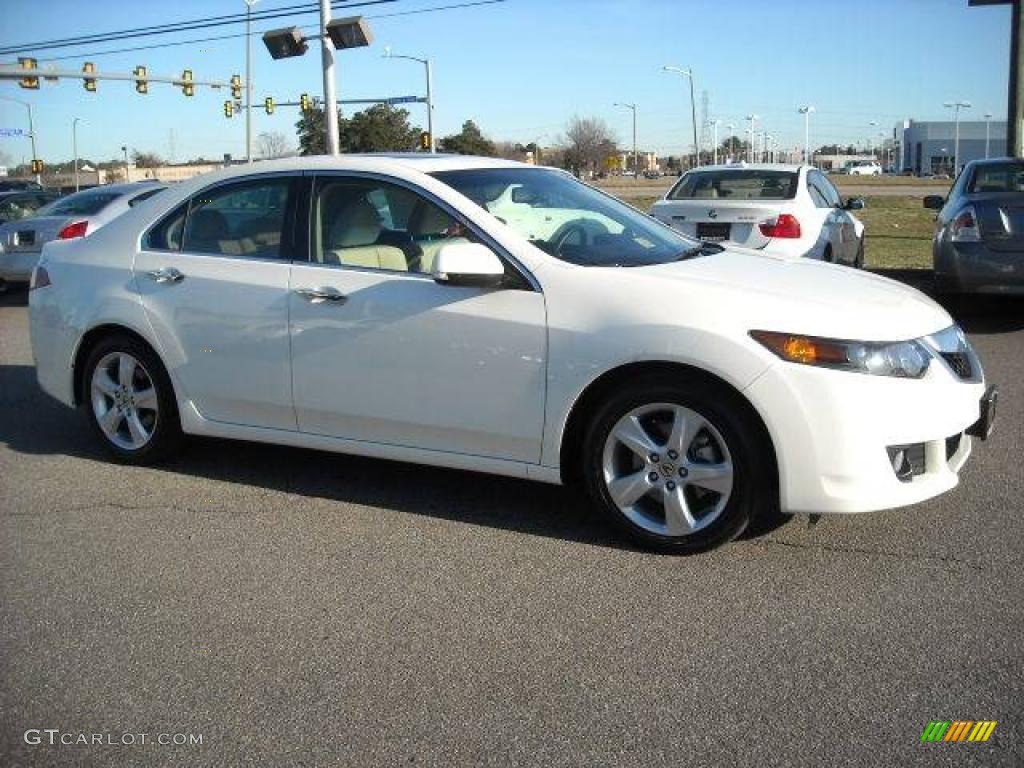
[122,145,129,181]
[984,112,993,157]
[709,119,720,165]
[662,66,699,168]
[0,96,40,183]
[244,0,259,162]
[614,102,638,177]
[798,105,815,165]
[943,100,971,174]
[73,117,81,191]
[969,0,1021,156]
[320,0,340,155]
[725,123,735,161]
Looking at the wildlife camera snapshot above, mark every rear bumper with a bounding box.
[0,249,39,282]
[934,238,1024,294]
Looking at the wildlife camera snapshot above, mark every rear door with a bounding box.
[134,174,300,430]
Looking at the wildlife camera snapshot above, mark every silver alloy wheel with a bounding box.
[90,351,159,451]
[601,402,734,537]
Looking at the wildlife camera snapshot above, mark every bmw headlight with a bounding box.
[750,330,931,379]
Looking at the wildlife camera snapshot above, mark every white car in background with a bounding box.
[848,160,882,176]
[648,164,866,266]
[28,155,994,554]
[0,182,166,287]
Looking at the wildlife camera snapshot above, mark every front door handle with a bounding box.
[147,267,185,284]
[295,286,348,305]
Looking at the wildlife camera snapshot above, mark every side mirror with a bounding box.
[510,186,539,205]
[923,195,945,210]
[432,242,505,288]
[843,197,865,211]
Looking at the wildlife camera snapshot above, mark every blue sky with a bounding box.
[0,0,1013,164]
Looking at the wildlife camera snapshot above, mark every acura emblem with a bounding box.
[707,209,718,219]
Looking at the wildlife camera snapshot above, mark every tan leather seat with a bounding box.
[408,203,465,273]
[327,199,408,271]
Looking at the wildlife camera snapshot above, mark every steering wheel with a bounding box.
[551,223,590,254]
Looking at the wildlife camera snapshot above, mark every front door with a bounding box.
[134,174,300,430]
[288,174,547,462]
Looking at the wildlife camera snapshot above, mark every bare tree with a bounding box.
[256,131,293,159]
[562,116,617,175]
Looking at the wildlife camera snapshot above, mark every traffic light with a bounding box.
[82,61,97,92]
[18,57,39,89]
[264,96,275,115]
[30,159,44,175]
[133,65,148,94]
[419,131,431,151]
[181,69,194,97]
[230,75,242,100]
[223,100,234,118]
[299,93,311,112]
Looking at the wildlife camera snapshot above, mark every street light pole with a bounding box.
[244,0,258,163]
[385,49,435,152]
[943,100,971,175]
[662,66,699,168]
[319,0,340,156]
[122,145,129,182]
[72,117,81,192]
[745,114,758,162]
[709,119,720,165]
[984,111,993,157]
[613,102,638,177]
[725,122,735,161]
[798,105,815,165]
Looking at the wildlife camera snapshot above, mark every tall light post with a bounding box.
[72,117,81,192]
[943,100,971,175]
[0,95,39,183]
[244,0,259,163]
[122,145,129,182]
[984,111,993,158]
[263,16,373,157]
[725,122,735,161]
[708,118,721,164]
[662,66,699,168]
[745,114,758,162]
[613,102,638,177]
[798,105,815,165]
[384,48,435,153]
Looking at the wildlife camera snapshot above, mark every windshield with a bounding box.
[668,169,798,200]
[44,189,122,217]
[431,167,699,267]
[968,161,1024,193]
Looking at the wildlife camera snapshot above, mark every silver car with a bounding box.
[925,157,1024,294]
[0,182,166,288]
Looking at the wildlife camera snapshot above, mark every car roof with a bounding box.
[964,156,1022,167]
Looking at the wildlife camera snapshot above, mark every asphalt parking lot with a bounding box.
[1,282,1022,767]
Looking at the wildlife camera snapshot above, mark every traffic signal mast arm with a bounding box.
[0,63,244,90]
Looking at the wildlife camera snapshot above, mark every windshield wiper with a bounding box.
[674,241,724,261]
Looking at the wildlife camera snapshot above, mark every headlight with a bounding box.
[750,330,930,379]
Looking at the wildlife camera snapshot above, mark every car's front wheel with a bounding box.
[582,374,770,553]
[84,335,182,463]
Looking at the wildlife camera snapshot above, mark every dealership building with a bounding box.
[896,118,1007,175]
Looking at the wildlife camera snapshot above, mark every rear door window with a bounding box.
[181,178,293,259]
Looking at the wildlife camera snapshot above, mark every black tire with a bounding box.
[854,238,865,269]
[82,334,183,464]
[823,246,834,264]
[581,373,772,554]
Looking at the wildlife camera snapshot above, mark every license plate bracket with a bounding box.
[696,222,730,242]
[966,385,998,440]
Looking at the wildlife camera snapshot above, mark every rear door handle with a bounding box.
[295,286,348,305]
[147,267,184,284]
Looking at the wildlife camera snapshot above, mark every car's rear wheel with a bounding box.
[84,335,182,463]
[581,374,769,553]
[854,238,865,269]
[823,245,834,263]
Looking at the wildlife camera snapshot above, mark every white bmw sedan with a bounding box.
[28,155,996,553]
[648,164,866,266]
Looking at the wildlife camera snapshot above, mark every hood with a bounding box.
[638,248,952,341]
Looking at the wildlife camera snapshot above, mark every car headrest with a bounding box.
[410,202,452,236]
[188,209,228,241]
[330,199,381,248]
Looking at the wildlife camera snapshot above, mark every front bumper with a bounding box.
[744,353,987,515]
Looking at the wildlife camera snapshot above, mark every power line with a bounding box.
[25,0,507,63]
[0,0,394,57]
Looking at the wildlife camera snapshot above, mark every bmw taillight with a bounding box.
[758,213,802,239]
[57,220,88,240]
[949,206,980,242]
[30,265,51,290]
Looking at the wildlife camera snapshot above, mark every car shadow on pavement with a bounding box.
[0,284,29,306]
[871,268,1024,334]
[0,363,793,551]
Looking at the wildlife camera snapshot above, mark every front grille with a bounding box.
[940,351,973,380]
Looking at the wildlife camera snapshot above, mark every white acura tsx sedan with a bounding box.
[28,155,996,553]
